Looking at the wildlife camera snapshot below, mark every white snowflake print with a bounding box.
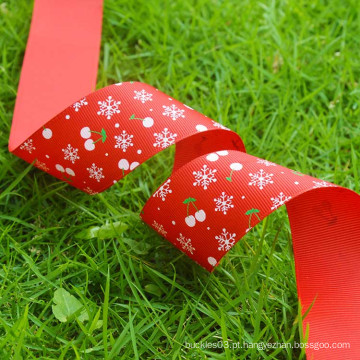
[312,180,335,188]
[257,159,277,167]
[153,128,177,148]
[97,96,121,119]
[72,97,88,112]
[214,192,234,215]
[193,165,217,190]
[215,228,236,251]
[114,130,134,152]
[211,120,230,131]
[152,220,167,236]
[87,163,105,182]
[248,169,274,190]
[34,160,49,172]
[153,179,172,201]
[134,89,153,103]
[83,187,98,195]
[62,144,80,164]
[20,139,35,153]
[162,104,185,120]
[270,192,292,210]
[176,233,195,254]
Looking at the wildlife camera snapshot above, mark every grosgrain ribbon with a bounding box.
[9,0,360,358]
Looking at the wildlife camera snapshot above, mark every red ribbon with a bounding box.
[9,1,360,358]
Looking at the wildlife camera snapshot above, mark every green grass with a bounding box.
[1,0,360,358]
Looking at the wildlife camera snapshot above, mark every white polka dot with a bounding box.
[65,115,70,119]
[168,97,172,100]
[55,164,64,172]
[281,171,285,174]
[65,168,75,176]
[216,150,229,156]
[115,123,119,128]
[84,139,95,151]
[42,128,52,139]
[196,124,207,132]
[157,207,160,210]
[207,227,210,230]
[113,180,117,184]
[80,127,91,139]
[45,155,50,159]
[295,181,299,185]
[206,153,219,162]
[118,159,130,170]
[208,257,217,266]
[149,109,153,112]
[130,162,140,170]
[172,221,176,225]
[105,153,108,156]
[241,196,245,199]
[137,149,142,154]
[230,162,243,171]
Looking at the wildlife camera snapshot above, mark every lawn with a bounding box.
[1,0,359,359]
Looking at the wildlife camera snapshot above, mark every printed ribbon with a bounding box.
[8,0,360,358]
